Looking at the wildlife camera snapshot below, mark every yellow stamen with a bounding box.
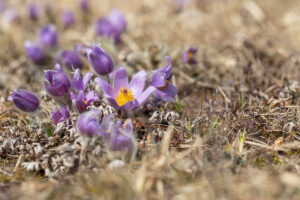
[116,87,135,106]
[83,100,88,104]
[159,80,168,90]
[187,51,194,59]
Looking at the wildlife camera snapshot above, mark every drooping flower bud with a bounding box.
[77,109,101,137]
[28,3,39,21]
[61,10,75,28]
[40,25,58,48]
[24,41,45,64]
[44,64,71,97]
[86,45,113,76]
[78,0,89,12]
[60,50,83,71]
[8,89,40,112]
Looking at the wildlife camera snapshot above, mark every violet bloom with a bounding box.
[182,47,198,64]
[150,57,178,101]
[70,69,97,112]
[79,0,89,12]
[8,89,39,113]
[71,69,93,91]
[40,25,58,48]
[70,90,98,113]
[95,9,126,43]
[28,3,39,21]
[95,67,156,110]
[24,41,45,64]
[86,45,113,76]
[77,109,101,137]
[61,10,75,28]
[44,64,71,97]
[60,50,83,71]
[51,106,70,124]
[107,9,127,33]
[108,119,135,152]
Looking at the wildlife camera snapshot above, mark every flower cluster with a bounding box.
[9,44,178,156]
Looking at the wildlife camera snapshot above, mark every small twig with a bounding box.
[0,168,13,176]
[13,154,23,173]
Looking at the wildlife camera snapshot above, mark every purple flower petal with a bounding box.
[129,70,146,97]
[136,86,156,106]
[83,72,93,88]
[95,77,115,98]
[113,67,128,92]
[71,69,84,91]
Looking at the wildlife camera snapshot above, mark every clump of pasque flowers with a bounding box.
[8,43,178,160]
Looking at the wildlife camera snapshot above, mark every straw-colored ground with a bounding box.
[1,0,300,199]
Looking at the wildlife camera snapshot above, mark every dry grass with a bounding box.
[1,0,300,199]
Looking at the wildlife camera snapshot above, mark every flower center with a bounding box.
[159,80,168,90]
[116,87,135,106]
[187,51,194,59]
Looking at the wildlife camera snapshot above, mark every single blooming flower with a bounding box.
[40,25,58,48]
[95,67,156,110]
[70,90,98,113]
[95,9,126,43]
[182,46,198,64]
[70,69,97,113]
[86,45,113,76]
[28,3,39,21]
[24,41,45,64]
[150,56,178,101]
[44,64,71,97]
[61,10,75,28]
[8,89,39,112]
[51,106,70,125]
[60,50,83,71]
[108,119,136,152]
[79,0,89,12]
[77,109,102,137]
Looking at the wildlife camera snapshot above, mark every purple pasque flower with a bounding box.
[95,9,126,43]
[77,109,102,137]
[40,24,58,48]
[79,0,89,12]
[61,10,75,28]
[108,119,136,152]
[8,89,39,113]
[86,45,113,76]
[70,90,98,113]
[44,64,71,97]
[60,50,83,71]
[182,46,198,64]
[150,56,178,101]
[95,67,156,110]
[70,69,97,113]
[28,3,39,21]
[24,41,45,64]
[51,106,70,124]
[71,69,93,91]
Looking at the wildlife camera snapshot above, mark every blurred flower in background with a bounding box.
[95,9,127,43]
